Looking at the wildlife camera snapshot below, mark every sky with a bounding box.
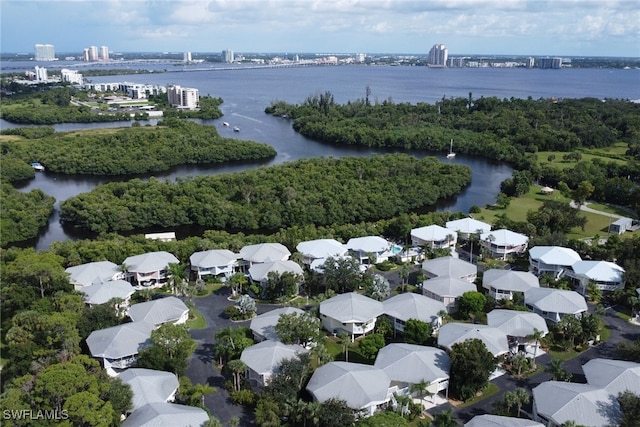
[1,0,639,57]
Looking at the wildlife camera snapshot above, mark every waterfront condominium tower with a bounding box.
[428,44,448,67]
[34,44,55,61]
[100,46,109,61]
[222,49,234,63]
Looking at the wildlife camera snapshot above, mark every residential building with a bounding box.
[437,323,509,357]
[61,69,83,84]
[564,260,625,294]
[127,296,189,326]
[89,46,99,61]
[528,246,582,279]
[117,368,179,410]
[86,321,155,374]
[487,309,548,351]
[123,251,180,288]
[421,256,477,282]
[526,57,536,68]
[582,358,640,395]
[448,57,465,68]
[307,362,391,417]
[410,225,457,249]
[383,293,446,335]
[81,280,135,306]
[34,43,55,61]
[83,48,90,62]
[34,66,48,82]
[422,276,477,313]
[167,85,199,110]
[319,292,383,341]
[346,236,394,264]
[184,51,192,62]
[222,49,234,63]
[466,415,544,427]
[480,229,529,260]
[428,44,448,67]
[539,57,562,69]
[609,217,634,234]
[121,402,209,427]
[524,288,587,323]
[532,382,620,427]
[248,260,304,289]
[66,260,124,290]
[189,249,239,281]
[374,343,450,398]
[239,243,291,269]
[241,340,308,387]
[296,238,347,266]
[249,306,305,342]
[445,217,491,239]
[482,269,540,300]
[100,45,109,61]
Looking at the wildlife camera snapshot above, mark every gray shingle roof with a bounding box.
[532,381,621,427]
[422,256,477,279]
[383,293,446,323]
[483,269,540,292]
[241,340,307,376]
[124,251,179,273]
[465,415,544,427]
[127,297,188,326]
[250,307,305,341]
[437,323,509,356]
[117,368,179,410]
[239,243,291,263]
[65,261,121,287]
[487,309,549,338]
[189,249,238,268]
[86,321,155,360]
[121,402,209,427]
[374,343,450,385]
[307,362,390,410]
[583,358,640,395]
[320,292,383,323]
[81,280,135,305]
[524,288,587,315]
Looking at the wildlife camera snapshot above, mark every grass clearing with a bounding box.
[186,308,207,329]
[536,143,629,169]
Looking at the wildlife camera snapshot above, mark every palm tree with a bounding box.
[399,263,411,293]
[511,353,529,376]
[168,262,186,296]
[529,328,544,369]
[545,358,572,382]
[411,379,434,402]
[227,359,246,392]
[338,331,350,362]
[513,388,530,418]
[433,409,458,427]
[394,393,412,418]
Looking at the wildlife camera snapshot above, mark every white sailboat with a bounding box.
[446,139,456,158]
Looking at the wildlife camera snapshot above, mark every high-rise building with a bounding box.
[34,66,48,82]
[34,44,55,61]
[184,52,192,62]
[168,85,199,110]
[83,48,90,62]
[222,49,234,63]
[539,57,562,69]
[428,44,448,67]
[100,46,109,61]
[61,69,83,85]
[448,57,465,68]
[526,57,535,68]
[355,53,366,63]
[89,46,99,61]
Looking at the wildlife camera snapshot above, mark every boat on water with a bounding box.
[233,127,240,132]
[31,162,45,171]
[446,139,456,158]
[222,122,230,127]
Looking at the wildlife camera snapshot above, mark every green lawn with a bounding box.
[186,308,207,330]
[536,143,629,169]
[456,383,500,408]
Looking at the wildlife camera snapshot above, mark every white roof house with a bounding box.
[437,323,509,357]
[564,260,625,294]
[532,381,621,427]
[250,306,305,342]
[445,217,491,238]
[422,256,477,282]
[127,296,189,326]
[465,414,544,427]
[583,358,640,395]
[117,368,179,410]
[528,246,582,279]
[410,225,457,249]
[383,293,446,334]
[307,361,391,417]
[189,249,239,280]
[346,236,393,264]
[81,280,136,306]
[319,292,383,340]
[121,402,209,427]
[296,239,347,266]
[524,288,588,323]
[422,276,477,313]
[482,269,540,300]
[241,340,308,387]
[248,260,304,285]
[123,251,180,288]
[374,343,450,395]
[487,309,549,340]
[480,229,529,260]
[66,261,123,290]
[86,321,155,373]
[239,243,291,266]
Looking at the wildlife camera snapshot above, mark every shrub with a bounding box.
[231,389,255,406]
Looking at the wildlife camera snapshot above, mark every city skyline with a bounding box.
[1,1,639,57]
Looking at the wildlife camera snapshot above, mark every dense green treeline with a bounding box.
[60,154,471,234]
[0,184,56,246]
[266,95,640,169]
[1,119,276,178]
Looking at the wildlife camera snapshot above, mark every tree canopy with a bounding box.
[449,338,497,401]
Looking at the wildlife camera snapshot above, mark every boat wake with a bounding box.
[231,113,263,123]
